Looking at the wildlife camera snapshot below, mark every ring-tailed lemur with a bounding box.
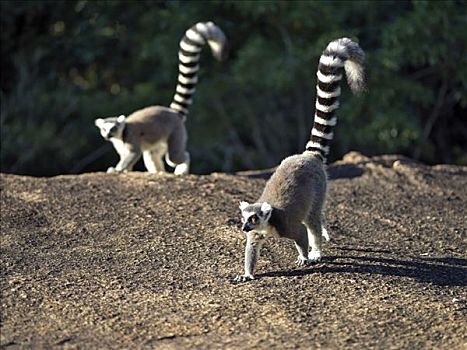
[95,22,227,174]
[235,38,366,282]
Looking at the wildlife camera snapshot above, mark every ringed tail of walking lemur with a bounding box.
[94,22,227,174]
[235,38,366,282]
[305,37,366,162]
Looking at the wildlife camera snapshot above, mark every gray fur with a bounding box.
[235,38,366,282]
[95,106,189,174]
[236,154,327,281]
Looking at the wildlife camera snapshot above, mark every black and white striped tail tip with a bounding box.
[320,37,366,94]
[170,22,228,117]
[179,22,228,62]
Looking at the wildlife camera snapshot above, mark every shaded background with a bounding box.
[1,0,466,176]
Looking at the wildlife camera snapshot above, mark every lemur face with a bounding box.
[95,115,126,140]
[239,201,273,233]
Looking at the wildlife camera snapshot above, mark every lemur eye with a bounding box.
[249,215,258,224]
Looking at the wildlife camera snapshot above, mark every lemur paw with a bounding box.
[233,274,255,283]
[295,256,310,266]
[308,250,322,263]
[107,167,127,173]
[174,163,189,175]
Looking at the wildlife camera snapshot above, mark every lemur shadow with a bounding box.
[259,254,467,287]
[335,246,392,254]
[327,164,364,180]
[236,163,364,180]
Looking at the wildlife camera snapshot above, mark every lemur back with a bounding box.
[236,38,366,282]
[121,106,183,145]
[259,154,327,239]
[95,22,227,174]
[120,106,187,165]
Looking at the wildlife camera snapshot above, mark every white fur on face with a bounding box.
[239,201,250,211]
[240,209,255,223]
[95,118,105,128]
[240,202,273,231]
[95,119,124,140]
[239,202,257,224]
[99,122,115,139]
[260,202,272,216]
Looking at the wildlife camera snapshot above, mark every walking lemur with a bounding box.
[235,38,366,282]
[95,22,227,174]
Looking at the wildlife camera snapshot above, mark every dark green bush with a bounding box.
[1,0,466,176]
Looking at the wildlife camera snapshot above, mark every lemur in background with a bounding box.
[235,38,366,282]
[95,22,227,174]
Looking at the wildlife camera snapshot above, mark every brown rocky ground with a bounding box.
[1,152,466,349]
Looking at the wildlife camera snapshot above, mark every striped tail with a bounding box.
[169,22,227,118]
[306,38,366,161]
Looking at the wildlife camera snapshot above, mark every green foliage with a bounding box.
[1,0,466,176]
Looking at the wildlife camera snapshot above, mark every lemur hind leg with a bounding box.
[304,213,323,262]
[142,151,157,173]
[152,147,167,173]
[166,125,190,175]
[321,207,330,242]
[173,153,190,175]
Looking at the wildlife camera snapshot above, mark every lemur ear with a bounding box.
[95,118,105,127]
[239,201,249,211]
[260,202,272,215]
[117,115,126,123]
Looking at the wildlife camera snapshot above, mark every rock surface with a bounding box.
[1,153,466,349]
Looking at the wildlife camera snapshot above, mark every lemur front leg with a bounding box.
[234,231,266,282]
[109,150,141,173]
